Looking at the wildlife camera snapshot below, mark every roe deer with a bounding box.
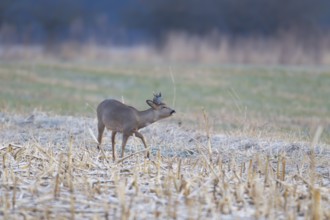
[97,93,175,161]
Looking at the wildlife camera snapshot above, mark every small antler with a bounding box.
[153,92,162,105]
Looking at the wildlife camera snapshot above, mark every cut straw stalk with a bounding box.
[264,156,269,185]
[281,156,286,181]
[116,147,150,164]
[311,188,322,220]
[68,136,74,193]
[248,159,253,185]
[309,126,323,220]
[276,154,281,181]
[202,108,212,162]
[169,66,177,108]
[12,176,17,209]
[54,154,64,199]
[310,126,323,187]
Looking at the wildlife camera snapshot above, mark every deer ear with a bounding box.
[146,100,157,109]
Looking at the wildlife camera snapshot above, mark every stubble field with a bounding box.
[0,60,329,219]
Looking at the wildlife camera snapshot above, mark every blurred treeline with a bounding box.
[1,0,330,64]
[1,0,329,45]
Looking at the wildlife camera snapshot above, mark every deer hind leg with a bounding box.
[97,121,105,150]
[111,131,117,161]
[121,133,130,159]
[134,131,150,158]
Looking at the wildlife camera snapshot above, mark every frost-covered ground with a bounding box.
[1,112,329,219]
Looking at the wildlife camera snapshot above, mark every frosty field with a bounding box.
[0,112,329,219]
[0,60,329,219]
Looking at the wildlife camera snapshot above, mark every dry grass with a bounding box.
[1,60,329,143]
[2,31,330,65]
[1,112,329,219]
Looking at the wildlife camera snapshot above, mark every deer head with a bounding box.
[146,92,175,117]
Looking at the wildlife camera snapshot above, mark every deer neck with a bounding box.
[137,108,158,129]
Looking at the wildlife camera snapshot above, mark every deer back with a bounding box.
[97,99,139,132]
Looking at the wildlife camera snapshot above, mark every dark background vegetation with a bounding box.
[1,0,330,47]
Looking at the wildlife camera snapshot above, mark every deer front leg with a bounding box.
[111,131,117,161]
[97,122,105,150]
[121,133,130,159]
[134,131,150,158]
